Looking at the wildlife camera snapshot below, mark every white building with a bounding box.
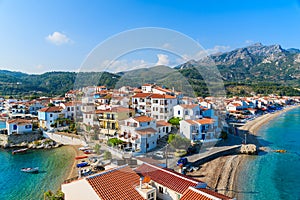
[132,93,177,121]
[6,119,33,135]
[38,106,65,129]
[173,104,201,120]
[119,116,159,153]
[180,118,218,142]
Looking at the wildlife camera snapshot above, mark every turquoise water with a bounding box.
[237,107,300,200]
[0,146,74,200]
[0,121,6,129]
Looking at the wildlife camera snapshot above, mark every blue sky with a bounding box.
[0,0,300,73]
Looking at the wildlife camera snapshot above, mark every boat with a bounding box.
[12,148,28,155]
[76,162,89,168]
[75,155,88,160]
[21,167,39,173]
[274,149,287,153]
[78,146,90,151]
[84,150,94,154]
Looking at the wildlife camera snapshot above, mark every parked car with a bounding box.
[176,157,188,166]
[124,147,134,153]
[153,151,165,159]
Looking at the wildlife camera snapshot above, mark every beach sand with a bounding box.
[65,145,84,180]
[188,104,300,198]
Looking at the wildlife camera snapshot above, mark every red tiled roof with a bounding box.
[7,119,32,125]
[135,163,206,194]
[136,128,157,135]
[195,118,214,125]
[38,106,63,113]
[181,187,212,200]
[185,119,198,125]
[87,165,144,200]
[198,188,232,200]
[154,86,172,93]
[150,94,176,99]
[134,115,154,122]
[142,83,152,86]
[156,120,171,127]
[132,93,152,98]
[181,187,232,200]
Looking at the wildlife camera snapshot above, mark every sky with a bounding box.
[0,0,300,74]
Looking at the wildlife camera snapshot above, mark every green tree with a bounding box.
[168,117,181,127]
[168,134,190,149]
[103,151,112,160]
[94,144,101,154]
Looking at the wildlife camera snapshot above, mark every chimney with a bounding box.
[140,177,143,189]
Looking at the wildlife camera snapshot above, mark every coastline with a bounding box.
[65,145,83,180]
[190,104,300,198]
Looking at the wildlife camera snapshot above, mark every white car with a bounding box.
[153,151,165,159]
[124,147,133,153]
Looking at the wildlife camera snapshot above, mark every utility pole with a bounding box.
[165,144,168,168]
[244,133,247,144]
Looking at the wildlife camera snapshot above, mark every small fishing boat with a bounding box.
[84,150,94,154]
[12,148,28,155]
[21,167,39,173]
[274,149,287,153]
[75,155,88,160]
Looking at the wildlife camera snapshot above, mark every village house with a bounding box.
[62,163,232,200]
[180,118,218,142]
[6,118,33,135]
[26,100,45,115]
[96,106,135,136]
[132,93,177,121]
[119,115,159,153]
[38,106,65,129]
[173,104,201,120]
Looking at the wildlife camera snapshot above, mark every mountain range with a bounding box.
[1,43,300,97]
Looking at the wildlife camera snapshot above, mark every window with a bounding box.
[178,110,180,115]
[25,125,32,129]
[13,124,17,130]
[50,114,53,117]
[159,186,163,193]
[185,110,188,115]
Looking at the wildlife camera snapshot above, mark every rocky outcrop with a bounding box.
[240,144,258,155]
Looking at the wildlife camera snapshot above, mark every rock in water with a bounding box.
[240,144,258,155]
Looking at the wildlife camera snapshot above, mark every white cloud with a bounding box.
[35,64,44,70]
[46,31,72,45]
[98,59,151,73]
[156,54,169,66]
[245,40,254,44]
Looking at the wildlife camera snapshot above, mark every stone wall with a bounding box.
[0,132,43,148]
[43,131,86,146]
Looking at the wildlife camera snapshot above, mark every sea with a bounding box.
[0,145,74,200]
[237,107,300,200]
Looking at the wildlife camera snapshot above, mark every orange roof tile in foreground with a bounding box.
[135,163,206,194]
[196,118,214,125]
[181,187,232,200]
[198,188,232,200]
[134,115,154,122]
[86,165,144,200]
[135,128,157,135]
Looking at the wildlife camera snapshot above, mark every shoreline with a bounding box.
[190,104,300,198]
[65,145,83,180]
